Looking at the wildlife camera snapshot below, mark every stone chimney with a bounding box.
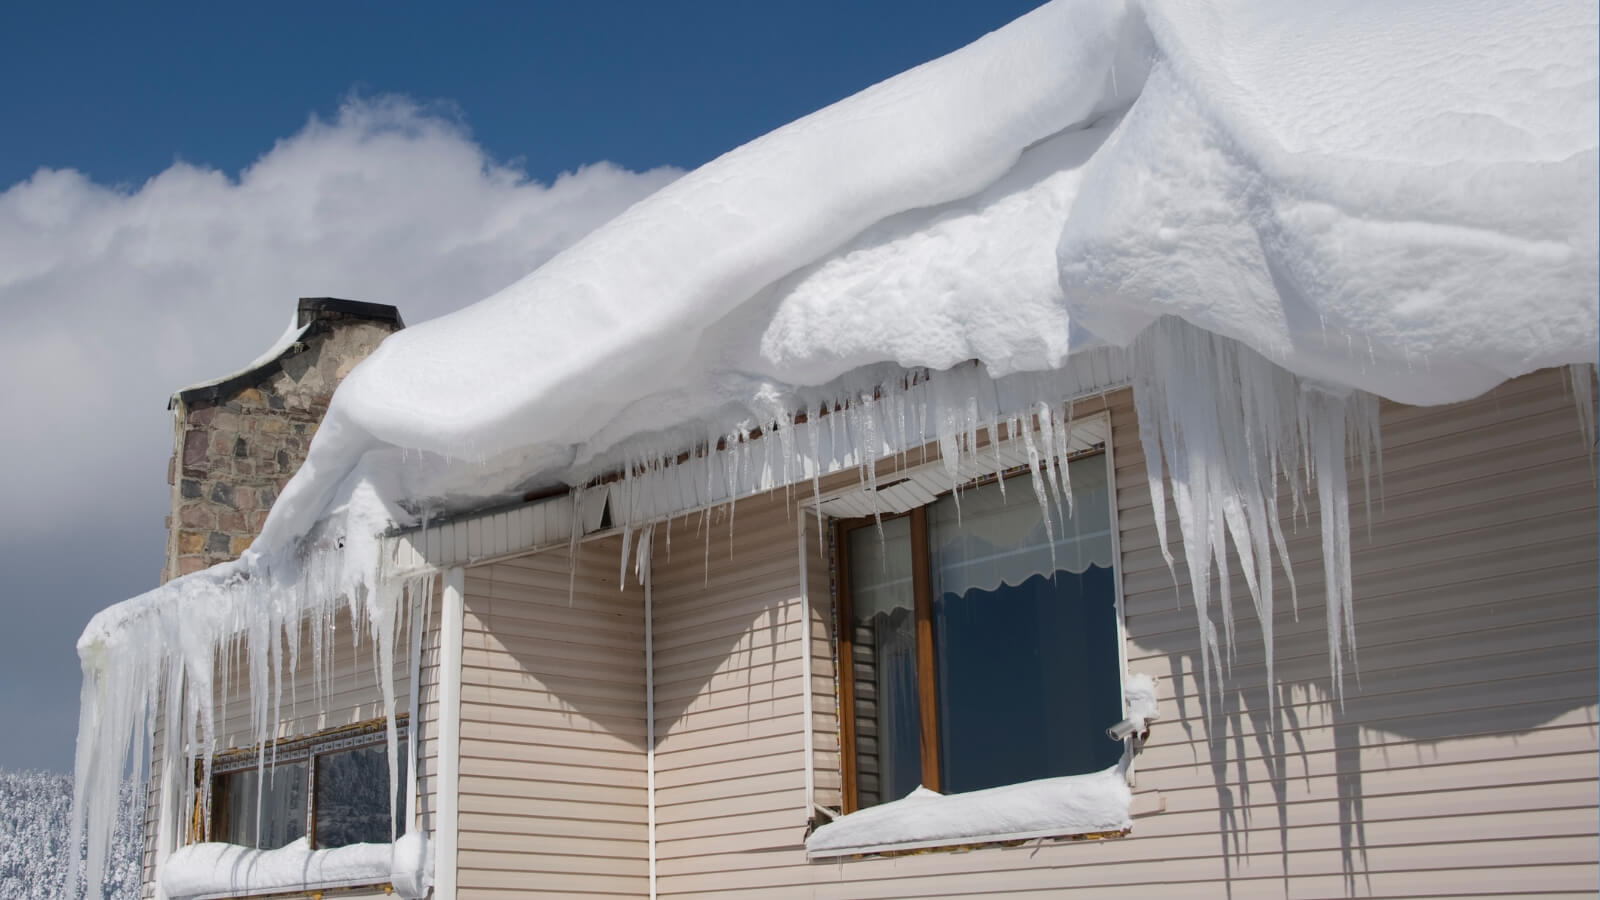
[163,298,405,582]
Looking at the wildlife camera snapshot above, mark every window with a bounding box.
[202,717,408,850]
[836,453,1122,812]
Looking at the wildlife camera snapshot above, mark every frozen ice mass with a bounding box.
[70,0,1597,894]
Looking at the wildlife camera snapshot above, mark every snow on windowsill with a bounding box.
[160,832,431,900]
[806,765,1133,859]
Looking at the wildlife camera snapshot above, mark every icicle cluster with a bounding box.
[591,354,1128,587]
[69,523,434,900]
[1128,318,1380,714]
[591,319,1389,722]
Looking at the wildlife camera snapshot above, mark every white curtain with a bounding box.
[929,456,1113,599]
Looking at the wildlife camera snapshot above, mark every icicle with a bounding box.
[1568,363,1597,461]
[964,395,980,481]
[1017,420,1058,574]
[634,523,656,587]
[568,484,586,604]
[808,404,826,555]
[988,413,1006,498]
[1305,386,1357,706]
[619,462,635,588]
[1035,402,1067,533]
[1057,400,1075,517]
[726,429,744,559]
[1130,317,1379,720]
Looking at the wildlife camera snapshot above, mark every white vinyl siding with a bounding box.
[455,537,650,899]
[647,369,1598,898]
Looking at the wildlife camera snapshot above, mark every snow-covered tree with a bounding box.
[0,769,141,899]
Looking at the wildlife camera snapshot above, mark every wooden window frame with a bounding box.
[197,714,408,849]
[834,453,1114,814]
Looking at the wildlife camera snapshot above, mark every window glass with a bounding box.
[846,516,921,808]
[928,462,1122,793]
[214,761,308,849]
[315,744,406,848]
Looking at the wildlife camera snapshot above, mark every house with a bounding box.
[73,1,1597,899]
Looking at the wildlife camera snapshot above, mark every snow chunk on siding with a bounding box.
[1124,672,1157,724]
[807,767,1132,858]
[160,838,427,900]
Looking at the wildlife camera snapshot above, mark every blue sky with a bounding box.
[2,2,1041,189]
[0,2,1044,773]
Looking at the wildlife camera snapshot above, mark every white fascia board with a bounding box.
[384,488,608,572]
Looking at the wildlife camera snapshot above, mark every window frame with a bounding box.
[832,443,1127,815]
[197,714,409,850]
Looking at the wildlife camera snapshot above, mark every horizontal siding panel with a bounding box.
[461,663,644,705]
[1125,568,1594,657]
[460,717,643,752]
[656,838,1597,895]
[1135,715,1596,772]
[459,848,647,876]
[469,629,646,670]
[458,537,646,897]
[460,646,645,691]
[458,773,644,808]
[458,735,642,772]
[459,683,644,722]
[460,701,647,740]
[460,757,646,789]
[459,869,644,895]
[655,726,810,763]
[458,812,645,843]
[655,770,805,808]
[662,867,1599,900]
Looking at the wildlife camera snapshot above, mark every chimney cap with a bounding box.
[296,297,405,329]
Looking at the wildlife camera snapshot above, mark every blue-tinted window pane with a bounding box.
[929,464,1122,794]
[315,744,405,848]
[847,517,922,808]
[214,761,308,849]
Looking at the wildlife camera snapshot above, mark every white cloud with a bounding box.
[0,95,680,543]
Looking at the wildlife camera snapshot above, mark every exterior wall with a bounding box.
[138,605,421,898]
[164,302,401,581]
[455,537,650,899]
[645,368,1599,897]
[649,494,838,890]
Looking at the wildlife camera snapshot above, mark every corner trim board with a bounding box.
[436,567,465,899]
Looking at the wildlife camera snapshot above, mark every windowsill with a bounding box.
[805,764,1133,860]
[161,833,431,900]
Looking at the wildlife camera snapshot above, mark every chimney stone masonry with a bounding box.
[162,298,404,582]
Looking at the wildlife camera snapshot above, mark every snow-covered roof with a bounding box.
[246,0,1593,559]
[69,2,1597,894]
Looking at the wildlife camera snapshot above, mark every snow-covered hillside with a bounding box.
[0,770,140,899]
